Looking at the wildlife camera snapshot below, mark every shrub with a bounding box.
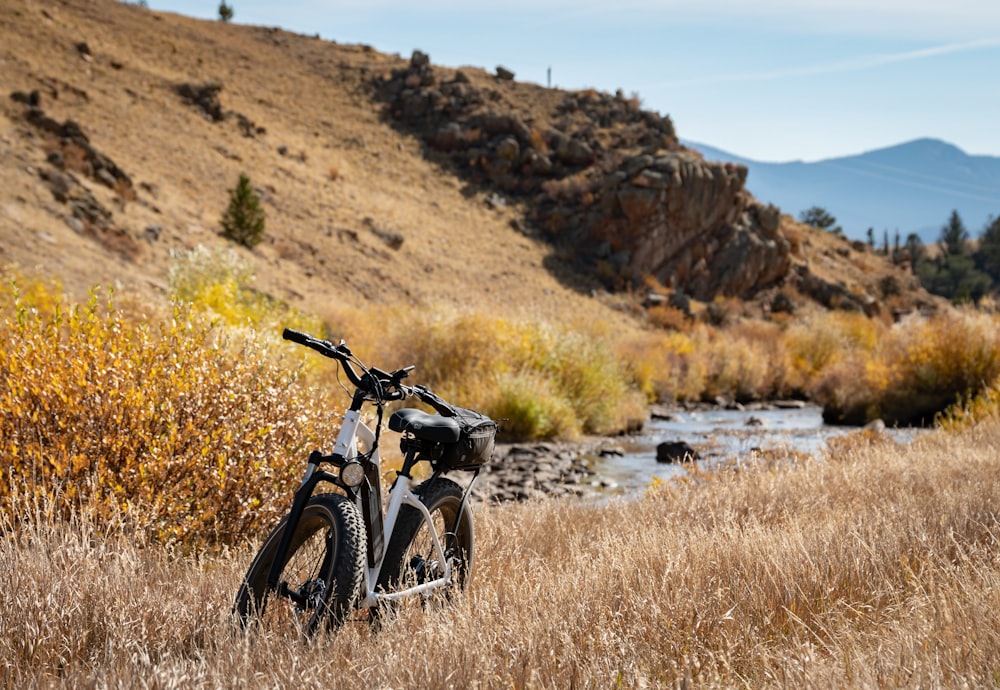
[813,310,1000,425]
[0,282,336,548]
[489,372,577,440]
[220,172,264,248]
[706,320,791,402]
[322,306,646,441]
[785,311,881,391]
[616,329,707,403]
[168,245,323,337]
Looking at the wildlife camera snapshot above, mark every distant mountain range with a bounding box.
[684,138,1000,244]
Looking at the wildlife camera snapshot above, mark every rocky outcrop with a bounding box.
[21,105,134,196]
[174,82,266,137]
[375,51,793,300]
[554,153,792,299]
[11,97,143,261]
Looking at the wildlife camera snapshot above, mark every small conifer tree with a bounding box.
[218,0,233,22]
[220,173,265,248]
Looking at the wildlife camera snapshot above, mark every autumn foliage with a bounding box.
[0,276,336,547]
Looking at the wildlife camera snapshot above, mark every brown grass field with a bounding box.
[3,420,998,688]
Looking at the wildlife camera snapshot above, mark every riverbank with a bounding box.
[470,439,621,503]
[470,401,925,503]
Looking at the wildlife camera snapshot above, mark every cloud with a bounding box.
[649,37,1000,89]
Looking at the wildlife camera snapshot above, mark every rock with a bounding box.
[371,56,796,304]
[485,193,507,210]
[656,440,699,463]
[649,404,676,421]
[38,167,71,203]
[9,90,40,106]
[864,419,887,432]
[495,65,515,80]
[773,400,807,409]
[95,168,116,188]
[771,291,795,314]
[668,290,692,315]
[796,266,882,317]
[175,82,225,121]
[556,138,594,167]
[494,136,520,162]
[410,50,430,68]
[65,216,84,234]
[430,122,464,151]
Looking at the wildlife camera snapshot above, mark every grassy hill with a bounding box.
[1,0,936,329]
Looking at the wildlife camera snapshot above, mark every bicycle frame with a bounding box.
[266,401,472,611]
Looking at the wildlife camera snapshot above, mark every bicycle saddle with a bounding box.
[388,408,461,443]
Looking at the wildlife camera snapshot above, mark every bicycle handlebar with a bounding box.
[282,328,414,402]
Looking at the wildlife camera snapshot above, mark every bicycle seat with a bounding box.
[388,408,461,443]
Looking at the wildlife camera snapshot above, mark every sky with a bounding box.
[148,1,1000,163]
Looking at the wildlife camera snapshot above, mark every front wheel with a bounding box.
[376,478,474,617]
[233,493,366,635]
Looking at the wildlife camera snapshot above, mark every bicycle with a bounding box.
[233,328,497,634]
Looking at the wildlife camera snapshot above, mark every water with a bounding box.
[588,405,924,496]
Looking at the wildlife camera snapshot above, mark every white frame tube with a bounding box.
[335,414,455,609]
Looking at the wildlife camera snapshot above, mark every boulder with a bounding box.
[656,440,699,463]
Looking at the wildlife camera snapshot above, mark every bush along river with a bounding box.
[470,402,928,503]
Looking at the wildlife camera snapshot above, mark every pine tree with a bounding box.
[938,209,969,257]
[975,215,1000,281]
[905,233,926,271]
[220,173,265,248]
[798,206,843,236]
[218,0,233,22]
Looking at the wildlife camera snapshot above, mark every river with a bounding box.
[588,404,927,497]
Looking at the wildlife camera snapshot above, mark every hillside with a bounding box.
[0,0,937,329]
[688,139,1000,244]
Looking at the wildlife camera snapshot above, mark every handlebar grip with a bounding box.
[282,328,311,345]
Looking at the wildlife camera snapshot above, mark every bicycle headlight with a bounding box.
[340,460,365,488]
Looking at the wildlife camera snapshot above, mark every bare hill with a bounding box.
[0,0,937,326]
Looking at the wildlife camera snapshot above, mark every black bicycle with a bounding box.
[233,329,497,634]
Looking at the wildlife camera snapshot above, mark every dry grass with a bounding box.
[3,422,999,688]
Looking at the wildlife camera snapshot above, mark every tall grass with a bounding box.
[322,305,648,440]
[2,421,998,687]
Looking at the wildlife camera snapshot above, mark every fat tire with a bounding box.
[375,477,474,613]
[233,493,365,635]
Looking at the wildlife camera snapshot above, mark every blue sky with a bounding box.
[149,1,1000,163]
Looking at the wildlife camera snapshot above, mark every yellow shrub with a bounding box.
[168,245,323,339]
[322,305,645,440]
[617,329,706,402]
[813,309,1000,425]
[784,311,882,386]
[0,284,338,548]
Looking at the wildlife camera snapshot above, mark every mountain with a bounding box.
[686,139,1000,244]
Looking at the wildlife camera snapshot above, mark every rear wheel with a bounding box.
[375,478,473,620]
[233,493,365,635]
